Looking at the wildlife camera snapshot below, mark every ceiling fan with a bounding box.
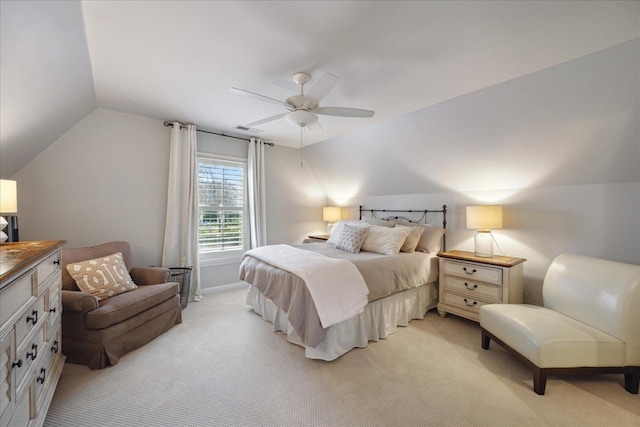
[230,72,375,133]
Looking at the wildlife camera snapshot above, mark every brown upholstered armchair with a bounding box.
[61,241,182,369]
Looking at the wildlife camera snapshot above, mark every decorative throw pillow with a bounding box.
[394,225,424,253]
[66,252,138,301]
[360,225,412,256]
[395,221,446,253]
[326,220,361,245]
[334,224,370,254]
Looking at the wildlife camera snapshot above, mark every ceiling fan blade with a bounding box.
[306,73,339,102]
[229,87,291,108]
[314,107,375,118]
[246,113,287,127]
[305,121,323,134]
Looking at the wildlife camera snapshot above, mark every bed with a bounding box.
[240,206,447,360]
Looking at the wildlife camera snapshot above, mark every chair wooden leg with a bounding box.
[481,329,490,350]
[532,366,547,395]
[624,369,640,394]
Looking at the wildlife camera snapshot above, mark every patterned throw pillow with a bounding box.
[334,224,370,253]
[66,252,138,301]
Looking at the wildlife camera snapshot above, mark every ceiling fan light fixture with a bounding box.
[285,110,318,128]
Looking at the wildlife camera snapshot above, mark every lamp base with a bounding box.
[1,215,19,242]
[327,222,338,236]
[474,230,494,257]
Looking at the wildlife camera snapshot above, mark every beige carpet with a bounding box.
[45,286,640,427]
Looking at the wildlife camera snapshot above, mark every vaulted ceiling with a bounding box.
[1,1,638,177]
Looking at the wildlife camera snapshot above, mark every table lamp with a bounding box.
[322,206,341,235]
[466,205,502,257]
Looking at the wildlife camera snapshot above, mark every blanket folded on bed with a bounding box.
[243,245,369,328]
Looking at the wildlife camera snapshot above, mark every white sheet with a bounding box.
[243,244,369,328]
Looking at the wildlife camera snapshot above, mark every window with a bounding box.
[197,155,247,262]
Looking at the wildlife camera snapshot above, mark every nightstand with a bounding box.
[437,250,526,322]
[307,234,329,242]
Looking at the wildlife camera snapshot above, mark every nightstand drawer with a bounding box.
[442,291,492,315]
[441,260,502,285]
[442,276,501,300]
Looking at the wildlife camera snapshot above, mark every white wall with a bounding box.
[14,109,326,290]
[307,40,640,304]
[15,109,170,267]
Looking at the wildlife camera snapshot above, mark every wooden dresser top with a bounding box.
[0,240,66,285]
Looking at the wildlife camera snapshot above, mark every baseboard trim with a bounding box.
[200,281,247,295]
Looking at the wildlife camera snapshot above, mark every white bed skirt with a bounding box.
[246,282,438,361]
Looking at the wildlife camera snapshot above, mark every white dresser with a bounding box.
[437,250,526,322]
[0,240,66,427]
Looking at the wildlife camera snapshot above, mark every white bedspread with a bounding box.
[243,245,369,328]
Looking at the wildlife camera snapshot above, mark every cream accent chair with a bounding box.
[479,254,640,395]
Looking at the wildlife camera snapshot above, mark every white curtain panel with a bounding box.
[162,122,202,301]
[248,138,267,248]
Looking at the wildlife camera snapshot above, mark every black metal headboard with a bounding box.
[359,205,448,251]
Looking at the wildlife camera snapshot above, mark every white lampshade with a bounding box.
[466,205,502,230]
[0,179,18,214]
[322,206,341,222]
[466,205,502,258]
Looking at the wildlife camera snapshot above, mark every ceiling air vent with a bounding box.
[234,125,263,133]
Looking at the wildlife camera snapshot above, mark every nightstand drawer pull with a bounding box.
[464,282,478,290]
[12,359,23,369]
[463,267,477,275]
[463,298,477,307]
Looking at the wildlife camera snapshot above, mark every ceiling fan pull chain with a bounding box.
[300,127,304,168]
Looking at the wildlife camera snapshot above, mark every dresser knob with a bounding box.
[50,307,57,313]
[51,341,59,353]
[463,267,477,275]
[53,259,60,265]
[464,283,478,291]
[12,359,23,369]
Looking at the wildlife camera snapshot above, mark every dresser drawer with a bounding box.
[16,327,45,389]
[442,291,492,316]
[442,275,501,301]
[15,294,45,348]
[441,260,502,285]
[36,253,60,288]
[0,273,35,327]
[47,284,61,331]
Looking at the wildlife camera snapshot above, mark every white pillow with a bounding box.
[395,221,445,253]
[360,225,412,256]
[394,225,424,253]
[360,217,395,227]
[334,224,371,254]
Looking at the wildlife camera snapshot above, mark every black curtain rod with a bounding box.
[163,121,274,146]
